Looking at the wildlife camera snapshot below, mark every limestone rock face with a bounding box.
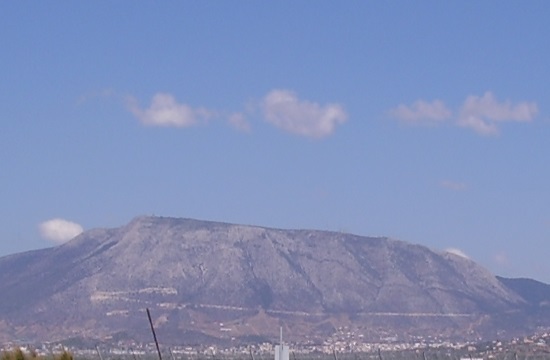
[0,216,546,344]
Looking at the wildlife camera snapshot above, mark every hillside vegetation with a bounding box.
[1,349,72,360]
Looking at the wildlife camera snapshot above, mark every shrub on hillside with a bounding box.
[1,348,72,360]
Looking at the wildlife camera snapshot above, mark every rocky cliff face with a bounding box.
[0,216,545,344]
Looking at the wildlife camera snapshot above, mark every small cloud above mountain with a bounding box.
[126,93,214,127]
[390,92,537,136]
[389,99,451,126]
[39,218,83,244]
[124,90,346,139]
[458,92,537,135]
[227,112,251,133]
[445,247,470,259]
[262,89,347,138]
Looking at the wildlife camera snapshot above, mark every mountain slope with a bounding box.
[497,276,550,308]
[0,216,544,344]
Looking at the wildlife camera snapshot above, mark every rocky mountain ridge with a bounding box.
[0,216,548,345]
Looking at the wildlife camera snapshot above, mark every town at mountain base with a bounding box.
[0,216,549,345]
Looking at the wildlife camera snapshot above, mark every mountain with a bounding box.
[0,216,548,345]
[497,277,550,308]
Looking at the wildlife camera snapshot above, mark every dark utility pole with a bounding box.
[147,308,163,360]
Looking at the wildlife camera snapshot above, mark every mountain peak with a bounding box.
[0,216,547,344]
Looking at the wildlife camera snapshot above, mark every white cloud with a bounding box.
[445,248,470,259]
[440,180,467,191]
[389,92,537,136]
[39,218,84,244]
[227,112,251,133]
[458,92,538,135]
[493,251,509,266]
[127,93,214,127]
[389,100,451,125]
[457,114,499,135]
[262,89,347,138]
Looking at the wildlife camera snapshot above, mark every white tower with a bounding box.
[274,327,289,360]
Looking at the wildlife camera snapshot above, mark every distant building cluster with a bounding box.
[2,331,549,360]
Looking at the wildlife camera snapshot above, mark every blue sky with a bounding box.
[2,2,550,282]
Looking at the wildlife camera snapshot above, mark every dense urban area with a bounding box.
[3,329,550,360]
